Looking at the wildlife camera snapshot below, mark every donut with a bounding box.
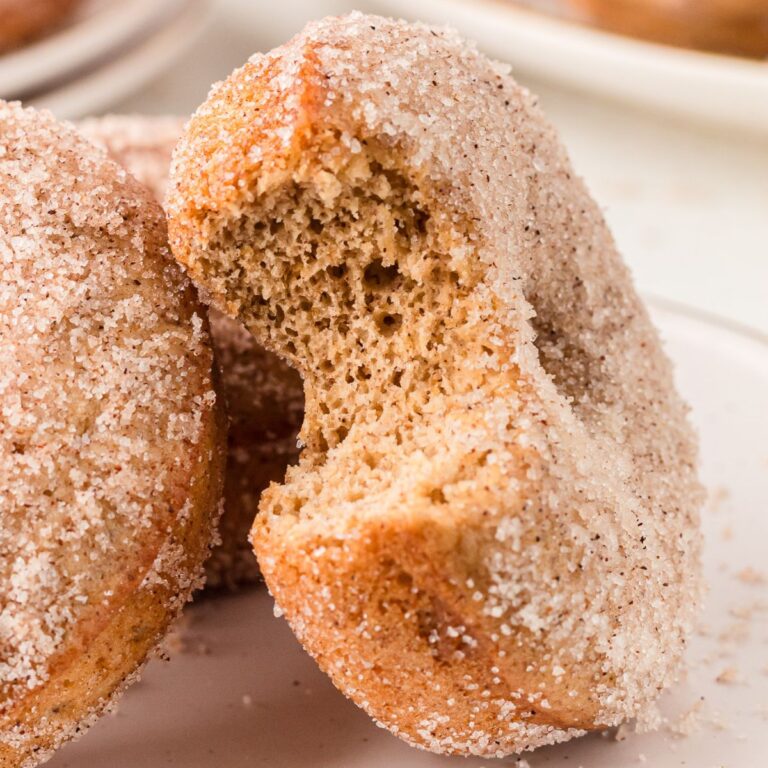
[77,114,305,588]
[75,115,186,204]
[566,0,768,58]
[0,0,82,53]
[206,314,303,587]
[0,102,225,767]
[167,13,703,757]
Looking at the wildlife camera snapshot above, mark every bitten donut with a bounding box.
[566,0,768,58]
[0,102,225,767]
[0,0,82,53]
[168,14,702,757]
[77,114,304,588]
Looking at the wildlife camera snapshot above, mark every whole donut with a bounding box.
[77,114,305,588]
[167,14,703,756]
[0,102,225,767]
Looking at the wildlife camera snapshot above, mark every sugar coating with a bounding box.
[76,115,187,203]
[0,102,224,766]
[167,13,703,757]
[78,114,305,587]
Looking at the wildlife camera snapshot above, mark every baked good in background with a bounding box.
[78,114,304,589]
[167,12,703,757]
[76,116,186,203]
[0,102,225,767]
[565,0,768,57]
[0,0,82,53]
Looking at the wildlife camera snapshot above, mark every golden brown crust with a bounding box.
[0,102,225,767]
[0,0,82,53]
[168,14,702,757]
[567,0,768,58]
[77,114,304,588]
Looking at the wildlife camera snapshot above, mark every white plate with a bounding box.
[28,0,212,120]
[48,300,768,767]
[370,0,768,135]
[0,0,188,101]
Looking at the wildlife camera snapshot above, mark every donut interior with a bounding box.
[198,133,528,513]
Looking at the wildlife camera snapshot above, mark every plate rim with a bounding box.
[374,0,768,135]
[0,0,186,99]
[28,0,212,120]
[646,294,768,349]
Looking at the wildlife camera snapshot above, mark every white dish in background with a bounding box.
[29,0,211,120]
[46,300,768,767]
[0,0,188,101]
[371,0,768,135]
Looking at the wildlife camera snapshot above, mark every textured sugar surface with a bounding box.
[168,13,703,756]
[77,115,187,204]
[79,114,304,587]
[0,103,217,754]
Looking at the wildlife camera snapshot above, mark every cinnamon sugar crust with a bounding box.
[0,102,225,767]
[167,14,703,757]
[76,115,186,203]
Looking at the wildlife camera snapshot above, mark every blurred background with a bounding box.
[2,0,766,333]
